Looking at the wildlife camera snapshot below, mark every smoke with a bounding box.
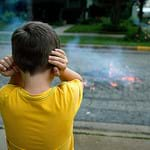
[4,17,25,31]
[65,36,108,73]
[0,1,28,32]
[65,37,126,77]
[64,36,143,88]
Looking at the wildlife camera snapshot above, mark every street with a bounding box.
[0,44,150,126]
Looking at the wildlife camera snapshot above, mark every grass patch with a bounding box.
[65,24,102,33]
[1,34,150,47]
[64,24,125,34]
[60,35,150,47]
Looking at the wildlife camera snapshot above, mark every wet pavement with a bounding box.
[0,44,150,126]
[65,44,150,126]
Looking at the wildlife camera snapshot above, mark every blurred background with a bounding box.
[1,0,150,42]
[0,0,150,150]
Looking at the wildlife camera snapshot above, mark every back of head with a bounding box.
[11,21,60,75]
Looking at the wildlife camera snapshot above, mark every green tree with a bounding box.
[111,0,122,25]
[96,0,132,25]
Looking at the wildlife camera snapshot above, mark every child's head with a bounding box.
[11,21,60,75]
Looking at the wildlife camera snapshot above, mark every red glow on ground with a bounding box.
[110,82,118,87]
[121,76,142,83]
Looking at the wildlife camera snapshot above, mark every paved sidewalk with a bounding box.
[0,130,7,150]
[1,129,150,150]
[75,134,150,150]
[54,25,125,38]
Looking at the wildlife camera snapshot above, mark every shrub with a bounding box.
[124,25,139,41]
[120,20,133,30]
[122,19,150,42]
[100,17,111,26]
[125,27,150,42]
[78,18,101,25]
[100,17,127,33]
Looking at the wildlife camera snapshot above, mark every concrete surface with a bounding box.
[74,133,150,150]
[0,130,7,150]
[0,27,150,150]
[74,121,150,139]
[1,45,150,126]
[1,129,150,150]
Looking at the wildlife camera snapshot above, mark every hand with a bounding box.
[0,56,19,77]
[48,49,68,76]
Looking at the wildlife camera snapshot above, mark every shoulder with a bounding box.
[57,79,83,95]
[0,84,18,92]
[0,84,18,98]
[0,84,18,106]
[59,79,83,89]
[56,79,83,113]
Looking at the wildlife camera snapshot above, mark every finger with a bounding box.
[48,60,66,70]
[49,56,67,64]
[54,49,66,55]
[4,56,13,66]
[0,64,7,71]
[0,59,10,69]
[1,69,15,77]
[50,50,65,59]
[9,56,14,64]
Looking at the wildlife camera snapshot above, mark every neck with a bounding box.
[22,70,54,95]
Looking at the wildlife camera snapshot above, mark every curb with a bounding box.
[74,121,150,139]
[61,44,150,51]
[58,33,125,38]
[137,46,150,51]
[0,41,150,51]
[0,29,150,51]
[1,121,150,139]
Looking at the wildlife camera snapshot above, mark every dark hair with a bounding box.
[11,21,60,75]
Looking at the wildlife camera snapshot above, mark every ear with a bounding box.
[51,67,60,76]
[12,65,20,73]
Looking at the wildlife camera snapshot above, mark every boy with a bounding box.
[0,22,83,150]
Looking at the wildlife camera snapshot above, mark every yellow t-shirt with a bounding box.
[0,79,83,150]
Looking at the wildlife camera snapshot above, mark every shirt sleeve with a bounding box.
[0,86,5,111]
[0,84,17,112]
[58,79,83,116]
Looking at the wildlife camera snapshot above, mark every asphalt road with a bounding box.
[0,44,150,126]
